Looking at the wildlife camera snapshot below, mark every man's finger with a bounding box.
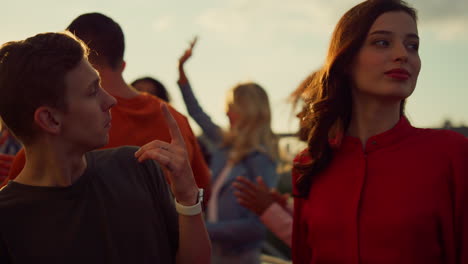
[255,176,269,190]
[233,190,251,201]
[135,140,171,158]
[236,198,254,212]
[235,176,259,191]
[136,149,172,169]
[232,182,257,199]
[234,192,255,207]
[161,104,185,147]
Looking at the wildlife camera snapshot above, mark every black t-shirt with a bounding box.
[0,146,179,264]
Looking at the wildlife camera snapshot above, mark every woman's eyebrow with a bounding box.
[369,30,419,40]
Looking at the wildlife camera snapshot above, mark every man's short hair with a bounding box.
[0,31,89,145]
[67,13,125,70]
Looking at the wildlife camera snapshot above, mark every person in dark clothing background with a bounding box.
[0,31,211,263]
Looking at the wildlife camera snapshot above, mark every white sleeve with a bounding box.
[260,202,293,247]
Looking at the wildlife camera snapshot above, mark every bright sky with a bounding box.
[1,0,467,135]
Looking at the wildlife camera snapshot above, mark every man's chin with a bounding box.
[99,136,109,149]
[90,136,109,151]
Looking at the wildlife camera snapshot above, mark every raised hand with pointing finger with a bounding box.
[135,104,198,206]
[135,103,211,263]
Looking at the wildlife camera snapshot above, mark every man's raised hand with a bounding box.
[135,104,198,205]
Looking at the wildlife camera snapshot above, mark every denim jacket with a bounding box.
[178,82,278,253]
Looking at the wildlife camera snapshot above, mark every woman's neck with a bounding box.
[347,94,402,149]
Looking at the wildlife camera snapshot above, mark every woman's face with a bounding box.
[351,11,421,102]
[226,102,240,128]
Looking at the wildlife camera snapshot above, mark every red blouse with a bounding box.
[292,118,468,264]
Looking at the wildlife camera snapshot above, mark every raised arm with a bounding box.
[135,104,211,264]
[177,37,223,144]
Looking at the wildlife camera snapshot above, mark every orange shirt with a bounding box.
[6,93,211,200]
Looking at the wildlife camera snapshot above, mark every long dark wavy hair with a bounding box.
[294,0,417,198]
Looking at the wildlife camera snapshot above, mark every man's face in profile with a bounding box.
[58,58,116,151]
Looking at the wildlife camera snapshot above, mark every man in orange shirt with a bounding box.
[7,13,211,201]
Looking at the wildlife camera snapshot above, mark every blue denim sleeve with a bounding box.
[177,82,223,145]
[206,154,278,247]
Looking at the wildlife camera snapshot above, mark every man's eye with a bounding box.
[407,42,419,51]
[90,85,99,96]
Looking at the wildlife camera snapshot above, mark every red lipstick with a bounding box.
[385,68,410,81]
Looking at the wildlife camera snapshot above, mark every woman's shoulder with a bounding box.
[402,128,468,167]
[412,128,468,149]
[293,148,312,165]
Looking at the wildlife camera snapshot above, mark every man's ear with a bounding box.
[119,60,126,73]
[33,106,62,135]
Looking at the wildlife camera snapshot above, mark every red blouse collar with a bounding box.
[343,116,415,153]
[294,116,416,165]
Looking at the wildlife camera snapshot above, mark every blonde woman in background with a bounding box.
[177,38,279,264]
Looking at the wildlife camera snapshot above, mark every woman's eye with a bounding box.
[373,39,390,47]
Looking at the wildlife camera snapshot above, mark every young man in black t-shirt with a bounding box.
[0,32,211,263]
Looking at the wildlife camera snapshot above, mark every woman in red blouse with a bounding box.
[292,0,468,263]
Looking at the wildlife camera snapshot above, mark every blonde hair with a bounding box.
[222,82,279,164]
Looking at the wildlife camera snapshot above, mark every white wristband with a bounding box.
[174,188,204,216]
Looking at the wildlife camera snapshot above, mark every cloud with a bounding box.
[411,0,468,41]
[195,0,468,42]
[152,16,173,33]
[194,0,353,45]
[422,16,468,41]
[196,7,249,35]
[411,0,468,21]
